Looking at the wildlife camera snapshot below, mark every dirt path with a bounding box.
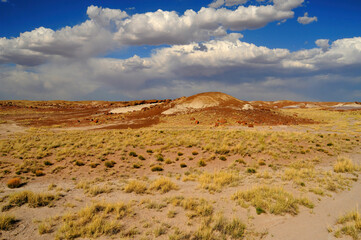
[262,174,361,240]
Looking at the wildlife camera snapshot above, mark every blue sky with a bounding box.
[0,0,361,101]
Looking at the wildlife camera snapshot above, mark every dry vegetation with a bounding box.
[0,102,360,239]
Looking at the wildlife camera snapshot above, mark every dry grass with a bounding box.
[166,196,213,219]
[124,180,148,194]
[198,171,242,192]
[333,207,361,239]
[76,181,112,196]
[334,156,359,173]
[0,214,17,230]
[232,186,313,215]
[56,202,132,239]
[2,191,59,211]
[149,177,179,194]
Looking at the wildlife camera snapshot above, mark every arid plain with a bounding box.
[0,92,360,240]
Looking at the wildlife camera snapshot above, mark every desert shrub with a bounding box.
[192,151,199,156]
[138,155,145,160]
[333,207,361,239]
[44,160,53,166]
[198,159,207,167]
[105,160,116,168]
[150,178,179,193]
[124,180,147,194]
[90,163,99,168]
[75,160,85,166]
[35,170,45,176]
[0,214,17,230]
[133,163,141,169]
[156,154,164,162]
[129,152,137,157]
[219,156,227,161]
[2,191,58,211]
[258,160,266,166]
[151,165,163,172]
[334,156,358,173]
[232,185,313,215]
[246,168,256,174]
[146,149,153,154]
[56,202,131,239]
[180,163,187,168]
[177,152,184,156]
[235,159,246,165]
[7,178,21,188]
[198,171,241,192]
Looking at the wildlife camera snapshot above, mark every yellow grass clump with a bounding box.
[333,207,361,239]
[0,214,17,230]
[334,156,359,173]
[231,186,313,215]
[198,171,241,192]
[2,191,59,211]
[149,177,179,193]
[124,180,148,194]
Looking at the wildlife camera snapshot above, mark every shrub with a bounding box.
[146,149,153,154]
[124,180,147,194]
[75,160,85,166]
[90,163,99,168]
[232,186,313,215]
[0,214,17,230]
[192,151,199,156]
[219,156,227,161]
[105,160,116,168]
[198,159,207,167]
[334,156,358,173]
[150,178,179,193]
[133,163,141,169]
[35,170,45,177]
[258,160,266,166]
[7,178,21,188]
[235,159,246,165]
[151,165,163,172]
[129,152,137,157]
[2,191,58,211]
[156,154,164,162]
[44,160,53,166]
[177,152,183,156]
[180,163,187,168]
[247,168,256,174]
[138,155,145,160]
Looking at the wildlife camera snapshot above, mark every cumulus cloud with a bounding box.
[0,2,302,66]
[315,39,330,52]
[209,0,248,8]
[2,36,361,101]
[297,12,318,24]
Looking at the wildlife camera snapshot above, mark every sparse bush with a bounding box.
[235,159,246,165]
[124,180,147,194]
[75,160,85,166]
[333,207,361,239]
[192,151,198,156]
[2,191,58,211]
[129,151,137,157]
[90,163,99,168]
[334,156,358,173]
[146,149,153,154]
[44,160,53,166]
[247,168,256,174]
[156,154,164,162]
[198,159,207,167]
[133,163,141,169]
[105,160,116,168]
[151,165,163,172]
[232,185,313,215]
[138,155,145,160]
[35,170,45,176]
[219,156,227,161]
[150,178,179,193]
[258,160,266,166]
[199,171,241,192]
[180,163,187,168]
[177,152,183,156]
[0,214,17,230]
[7,178,21,188]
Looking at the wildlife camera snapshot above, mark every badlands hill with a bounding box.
[0,92,330,129]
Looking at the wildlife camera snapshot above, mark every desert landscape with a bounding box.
[0,92,360,240]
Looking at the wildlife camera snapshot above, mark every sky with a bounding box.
[0,0,361,101]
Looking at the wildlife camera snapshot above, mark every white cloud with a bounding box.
[2,36,360,101]
[315,39,329,52]
[209,0,248,8]
[0,3,303,66]
[297,12,318,24]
